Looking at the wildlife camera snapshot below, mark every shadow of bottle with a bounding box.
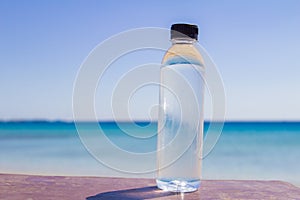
[86,186,184,200]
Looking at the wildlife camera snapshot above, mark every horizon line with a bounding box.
[1,119,300,123]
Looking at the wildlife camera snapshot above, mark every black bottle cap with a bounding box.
[171,23,198,40]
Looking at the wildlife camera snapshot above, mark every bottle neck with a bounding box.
[171,38,197,45]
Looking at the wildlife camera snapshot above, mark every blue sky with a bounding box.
[1,0,300,121]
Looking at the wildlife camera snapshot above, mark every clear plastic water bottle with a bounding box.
[156,23,205,192]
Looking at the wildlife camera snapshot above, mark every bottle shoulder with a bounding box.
[162,44,204,66]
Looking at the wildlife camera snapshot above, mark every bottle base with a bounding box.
[156,178,200,193]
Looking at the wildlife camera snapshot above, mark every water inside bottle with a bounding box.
[157,61,204,193]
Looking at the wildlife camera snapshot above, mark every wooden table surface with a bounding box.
[0,174,299,200]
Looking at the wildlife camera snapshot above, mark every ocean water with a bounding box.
[0,121,299,187]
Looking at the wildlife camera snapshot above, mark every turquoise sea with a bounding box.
[0,121,299,187]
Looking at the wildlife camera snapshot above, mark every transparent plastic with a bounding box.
[156,38,205,192]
